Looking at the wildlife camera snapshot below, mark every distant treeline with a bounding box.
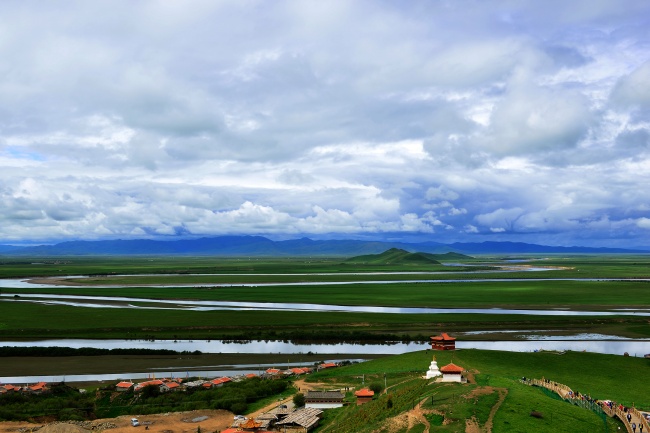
[0,347,202,357]
[225,330,431,343]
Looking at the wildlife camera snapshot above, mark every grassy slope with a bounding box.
[310,349,644,432]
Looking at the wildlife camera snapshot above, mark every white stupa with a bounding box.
[424,355,442,379]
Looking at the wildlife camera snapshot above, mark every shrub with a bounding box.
[293,393,305,407]
[368,382,384,394]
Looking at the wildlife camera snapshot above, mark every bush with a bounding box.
[369,382,384,394]
[230,402,247,414]
[293,393,305,407]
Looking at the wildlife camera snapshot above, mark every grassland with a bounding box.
[1,254,650,341]
[2,254,648,432]
[307,348,647,432]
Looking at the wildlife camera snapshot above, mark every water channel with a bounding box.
[3,264,649,384]
[2,337,649,384]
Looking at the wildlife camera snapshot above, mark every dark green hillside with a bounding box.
[419,251,474,261]
[345,248,442,265]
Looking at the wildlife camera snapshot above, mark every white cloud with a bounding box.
[0,1,649,247]
[638,218,650,229]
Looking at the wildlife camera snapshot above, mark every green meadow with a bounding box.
[308,348,647,432]
[1,254,650,340]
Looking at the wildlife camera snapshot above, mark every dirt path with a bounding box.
[413,397,431,433]
[483,388,508,433]
[0,410,233,433]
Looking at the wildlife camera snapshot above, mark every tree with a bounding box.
[293,393,305,407]
[369,382,383,394]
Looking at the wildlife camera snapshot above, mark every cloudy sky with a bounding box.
[1,1,650,247]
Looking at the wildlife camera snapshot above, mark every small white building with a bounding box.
[440,362,465,383]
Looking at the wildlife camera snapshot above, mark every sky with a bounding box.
[1,1,650,248]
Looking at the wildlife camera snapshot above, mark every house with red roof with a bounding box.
[440,362,465,382]
[134,379,163,392]
[354,388,374,405]
[318,362,337,370]
[430,332,456,350]
[115,381,134,392]
[27,382,48,394]
[161,381,181,392]
[290,367,312,375]
[0,384,18,394]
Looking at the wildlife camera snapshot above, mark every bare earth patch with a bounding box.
[0,410,233,433]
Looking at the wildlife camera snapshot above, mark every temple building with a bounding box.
[430,332,456,350]
[354,388,374,405]
[440,362,465,382]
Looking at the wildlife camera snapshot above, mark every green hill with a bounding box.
[309,349,638,432]
[344,248,440,265]
[344,248,474,265]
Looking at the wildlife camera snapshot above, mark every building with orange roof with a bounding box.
[354,388,374,405]
[134,379,163,392]
[161,381,181,392]
[440,362,465,382]
[222,417,274,433]
[27,382,48,394]
[0,384,18,394]
[430,332,456,350]
[115,381,133,392]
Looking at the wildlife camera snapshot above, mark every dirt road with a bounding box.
[0,410,233,433]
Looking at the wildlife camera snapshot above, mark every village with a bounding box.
[3,333,648,432]
[0,334,467,433]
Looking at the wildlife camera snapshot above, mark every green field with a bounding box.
[1,255,650,340]
[307,348,646,432]
[1,348,643,431]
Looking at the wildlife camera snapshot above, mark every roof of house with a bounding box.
[319,362,337,368]
[134,380,163,390]
[210,377,232,385]
[221,428,273,433]
[305,390,344,401]
[240,419,262,429]
[116,381,133,388]
[440,362,464,373]
[266,368,281,374]
[245,373,258,379]
[164,382,180,388]
[29,382,47,391]
[354,388,375,397]
[431,332,456,341]
[276,407,323,429]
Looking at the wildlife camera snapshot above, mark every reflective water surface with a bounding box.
[3,293,649,315]
[3,338,648,384]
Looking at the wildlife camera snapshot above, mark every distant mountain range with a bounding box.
[0,236,647,256]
